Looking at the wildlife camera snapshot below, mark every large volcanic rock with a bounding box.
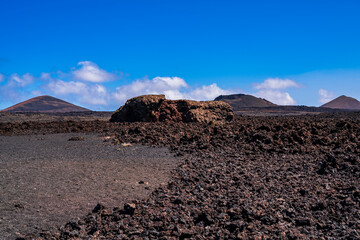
[321,95,360,110]
[215,94,276,110]
[110,95,234,123]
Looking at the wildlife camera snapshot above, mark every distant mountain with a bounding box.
[321,95,360,110]
[215,94,277,111]
[1,95,90,112]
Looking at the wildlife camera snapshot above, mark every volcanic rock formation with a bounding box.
[110,95,234,123]
[321,95,360,110]
[214,94,276,110]
[1,95,89,112]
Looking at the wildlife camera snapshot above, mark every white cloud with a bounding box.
[72,61,117,83]
[0,73,4,82]
[46,79,108,105]
[188,83,233,101]
[255,90,296,105]
[40,72,51,80]
[0,73,36,106]
[113,76,188,103]
[152,76,188,89]
[113,77,233,104]
[47,80,87,95]
[84,85,108,105]
[252,78,301,105]
[163,89,185,99]
[0,62,234,110]
[254,78,301,90]
[31,90,43,96]
[318,89,334,104]
[8,73,34,87]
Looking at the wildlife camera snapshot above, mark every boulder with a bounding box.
[110,95,234,123]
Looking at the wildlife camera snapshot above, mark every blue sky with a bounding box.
[0,0,359,110]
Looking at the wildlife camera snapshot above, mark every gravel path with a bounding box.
[0,133,178,239]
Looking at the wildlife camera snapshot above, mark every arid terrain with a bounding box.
[0,133,178,239]
[0,111,112,124]
[0,112,359,239]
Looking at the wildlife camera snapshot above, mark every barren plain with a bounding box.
[0,112,359,239]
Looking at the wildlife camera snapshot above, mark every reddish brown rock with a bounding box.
[110,95,234,123]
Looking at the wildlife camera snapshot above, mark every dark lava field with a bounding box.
[1,113,359,239]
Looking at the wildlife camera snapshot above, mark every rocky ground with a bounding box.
[0,133,178,239]
[0,111,112,124]
[1,113,359,239]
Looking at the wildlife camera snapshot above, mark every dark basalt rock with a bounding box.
[68,136,84,141]
[110,94,234,123]
[9,112,360,239]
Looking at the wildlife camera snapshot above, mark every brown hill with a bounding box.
[321,95,360,110]
[214,94,277,111]
[1,95,90,112]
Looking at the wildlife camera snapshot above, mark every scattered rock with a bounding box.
[102,136,112,142]
[123,203,136,215]
[295,218,311,226]
[92,203,105,213]
[121,143,132,147]
[14,203,24,209]
[68,136,84,141]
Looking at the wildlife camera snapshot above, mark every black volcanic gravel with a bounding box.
[0,133,178,239]
[5,113,360,239]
